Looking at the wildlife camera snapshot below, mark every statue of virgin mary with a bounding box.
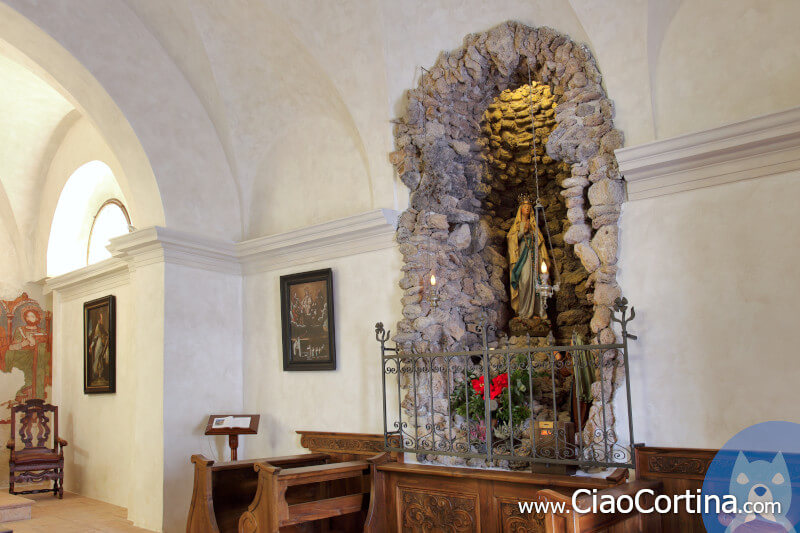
[507,196,552,320]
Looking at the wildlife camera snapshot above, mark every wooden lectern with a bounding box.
[204,414,260,460]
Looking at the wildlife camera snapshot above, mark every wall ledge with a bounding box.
[616,106,800,200]
[237,209,398,273]
[42,209,399,291]
[110,226,241,275]
[44,258,130,300]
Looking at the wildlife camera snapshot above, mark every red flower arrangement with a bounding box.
[470,373,510,400]
[451,364,533,434]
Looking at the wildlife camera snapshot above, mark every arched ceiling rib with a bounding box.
[181,0,374,236]
[122,0,378,237]
[0,52,75,273]
[3,0,239,240]
[121,0,242,214]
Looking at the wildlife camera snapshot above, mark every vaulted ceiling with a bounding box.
[0,51,74,294]
[1,0,800,289]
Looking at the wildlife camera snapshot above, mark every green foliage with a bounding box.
[449,355,541,429]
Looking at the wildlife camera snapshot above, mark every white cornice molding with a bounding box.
[41,209,399,293]
[110,226,240,275]
[237,208,398,273]
[616,106,800,201]
[44,257,130,300]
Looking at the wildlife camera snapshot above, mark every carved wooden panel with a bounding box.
[647,455,711,475]
[399,486,478,532]
[636,447,715,480]
[376,462,621,533]
[302,435,384,454]
[498,499,545,533]
[298,431,401,457]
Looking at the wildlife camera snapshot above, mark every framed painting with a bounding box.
[84,295,116,393]
[280,268,336,371]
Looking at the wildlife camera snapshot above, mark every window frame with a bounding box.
[86,198,131,265]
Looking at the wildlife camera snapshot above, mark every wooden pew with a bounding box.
[539,479,663,533]
[188,432,396,532]
[186,453,329,533]
[238,456,381,532]
[635,446,717,533]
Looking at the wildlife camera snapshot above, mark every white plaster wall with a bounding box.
[127,261,166,531]
[568,0,654,145]
[54,281,134,507]
[162,264,243,533]
[654,0,800,139]
[49,259,166,531]
[0,213,24,299]
[242,246,403,457]
[619,171,800,448]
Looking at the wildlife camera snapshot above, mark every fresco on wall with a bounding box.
[0,293,52,423]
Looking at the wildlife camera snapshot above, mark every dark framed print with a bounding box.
[84,295,116,393]
[280,269,336,371]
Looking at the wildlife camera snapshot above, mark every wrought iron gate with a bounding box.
[377,298,638,469]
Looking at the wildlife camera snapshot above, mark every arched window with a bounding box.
[87,199,131,265]
[47,161,130,277]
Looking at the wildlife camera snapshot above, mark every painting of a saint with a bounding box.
[0,294,52,422]
[84,295,116,393]
[280,269,336,371]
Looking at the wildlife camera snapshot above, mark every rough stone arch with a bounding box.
[390,21,625,448]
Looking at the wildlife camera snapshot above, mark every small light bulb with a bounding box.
[430,273,437,286]
[541,261,548,274]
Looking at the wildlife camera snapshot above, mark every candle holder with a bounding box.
[427,273,440,310]
[535,261,558,319]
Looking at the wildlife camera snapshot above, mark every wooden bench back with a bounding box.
[239,459,373,532]
[635,446,717,533]
[187,432,394,532]
[187,453,329,533]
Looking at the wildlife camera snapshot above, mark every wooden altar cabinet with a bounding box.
[367,461,628,532]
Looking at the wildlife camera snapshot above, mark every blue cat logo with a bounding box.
[726,452,797,533]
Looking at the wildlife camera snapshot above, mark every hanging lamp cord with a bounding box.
[526,64,561,288]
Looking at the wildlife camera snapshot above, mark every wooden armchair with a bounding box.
[6,399,67,498]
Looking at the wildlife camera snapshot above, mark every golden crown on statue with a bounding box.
[517,192,534,206]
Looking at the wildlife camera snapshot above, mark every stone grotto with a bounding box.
[388,21,627,466]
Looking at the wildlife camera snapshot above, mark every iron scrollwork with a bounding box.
[611,297,637,340]
[377,298,639,470]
